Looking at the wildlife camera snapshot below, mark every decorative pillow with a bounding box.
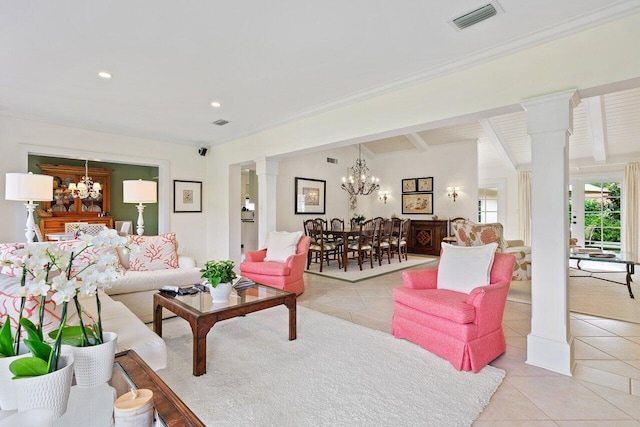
[453,220,507,251]
[264,231,303,263]
[128,233,179,271]
[437,242,498,294]
[0,243,24,277]
[55,240,122,274]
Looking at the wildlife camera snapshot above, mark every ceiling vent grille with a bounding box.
[212,119,229,126]
[450,2,502,30]
[327,157,338,164]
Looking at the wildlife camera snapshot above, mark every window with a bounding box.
[584,182,621,251]
[478,187,498,223]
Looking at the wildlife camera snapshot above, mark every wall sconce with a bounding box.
[378,190,389,204]
[447,186,460,202]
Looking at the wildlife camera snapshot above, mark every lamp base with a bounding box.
[24,202,38,243]
[135,203,146,236]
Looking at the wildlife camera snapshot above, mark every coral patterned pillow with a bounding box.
[54,240,122,273]
[0,243,25,277]
[128,233,179,271]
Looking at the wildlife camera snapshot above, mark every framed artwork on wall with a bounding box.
[402,178,416,193]
[417,177,433,192]
[402,192,434,215]
[174,180,202,213]
[295,177,326,214]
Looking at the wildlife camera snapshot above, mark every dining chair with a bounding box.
[306,219,340,272]
[374,218,393,266]
[64,222,89,235]
[391,218,410,262]
[346,219,376,271]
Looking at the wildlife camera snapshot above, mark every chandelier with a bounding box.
[341,144,380,196]
[68,160,101,199]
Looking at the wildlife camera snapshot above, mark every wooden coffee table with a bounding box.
[154,285,297,376]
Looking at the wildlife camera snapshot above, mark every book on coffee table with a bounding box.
[233,276,255,290]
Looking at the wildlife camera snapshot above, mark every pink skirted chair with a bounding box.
[240,234,311,295]
[392,244,516,373]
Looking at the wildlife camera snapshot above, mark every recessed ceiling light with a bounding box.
[210,101,221,108]
[98,71,112,79]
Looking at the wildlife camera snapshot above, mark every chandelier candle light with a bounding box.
[5,172,53,243]
[68,160,102,199]
[341,144,380,209]
[123,179,157,235]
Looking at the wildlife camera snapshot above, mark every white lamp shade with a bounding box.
[5,173,53,201]
[123,180,157,203]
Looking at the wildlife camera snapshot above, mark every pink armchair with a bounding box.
[239,236,311,295]
[392,252,516,373]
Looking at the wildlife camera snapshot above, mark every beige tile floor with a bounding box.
[298,265,640,426]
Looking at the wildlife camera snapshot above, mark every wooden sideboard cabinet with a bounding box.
[37,163,114,240]
[407,220,448,256]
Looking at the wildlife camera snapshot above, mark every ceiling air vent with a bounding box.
[212,119,229,126]
[450,1,503,31]
[327,157,338,164]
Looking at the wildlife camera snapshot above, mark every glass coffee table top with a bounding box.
[171,285,289,314]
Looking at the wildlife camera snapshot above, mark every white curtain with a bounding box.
[623,162,640,263]
[518,171,532,246]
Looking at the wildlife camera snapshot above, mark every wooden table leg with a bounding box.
[192,318,215,376]
[343,234,348,272]
[285,295,297,341]
[153,296,163,337]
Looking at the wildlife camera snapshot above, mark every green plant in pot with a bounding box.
[201,260,237,303]
[200,260,237,287]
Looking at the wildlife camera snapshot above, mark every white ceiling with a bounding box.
[2,0,639,152]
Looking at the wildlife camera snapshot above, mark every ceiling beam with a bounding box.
[359,144,376,158]
[478,118,517,171]
[585,96,607,162]
[405,133,429,151]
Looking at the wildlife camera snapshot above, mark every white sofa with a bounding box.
[107,247,202,323]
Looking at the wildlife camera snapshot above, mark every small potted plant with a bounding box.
[352,213,366,226]
[200,260,237,303]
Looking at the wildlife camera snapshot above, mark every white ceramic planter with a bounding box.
[209,282,232,303]
[14,354,74,419]
[0,346,30,410]
[70,331,117,388]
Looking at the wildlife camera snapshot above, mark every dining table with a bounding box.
[322,228,361,272]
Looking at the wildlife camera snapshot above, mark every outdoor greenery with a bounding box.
[584,182,621,245]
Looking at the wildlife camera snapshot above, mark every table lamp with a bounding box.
[5,172,53,242]
[123,179,157,235]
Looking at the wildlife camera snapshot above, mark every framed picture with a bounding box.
[174,180,202,213]
[402,192,434,215]
[295,177,326,214]
[417,177,433,192]
[402,178,416,193]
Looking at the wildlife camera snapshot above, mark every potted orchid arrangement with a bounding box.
[3,229,133,378]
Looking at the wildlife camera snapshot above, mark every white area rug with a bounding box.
[305,255,437,282]
[157,306,505,426]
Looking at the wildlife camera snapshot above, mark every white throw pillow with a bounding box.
[264,231,303,263]
[437,242,498,294]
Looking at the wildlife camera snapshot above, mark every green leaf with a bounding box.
[48,326,97,346]
[23,339,51,362]
[9,356,49,378]
[0,320,16,357]
[20,318,42,342]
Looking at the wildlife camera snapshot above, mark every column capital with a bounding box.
[521,90,581,135]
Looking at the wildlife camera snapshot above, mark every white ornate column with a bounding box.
[255,158,279,248]
[521,90,580,375]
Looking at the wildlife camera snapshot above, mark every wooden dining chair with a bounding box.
[391,218,410,262]
[375,218,393,266]
[346,219,376,271]
[306,219,340,272]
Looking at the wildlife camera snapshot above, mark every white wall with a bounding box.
[0,116,208,263]
[276,142,478,233]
